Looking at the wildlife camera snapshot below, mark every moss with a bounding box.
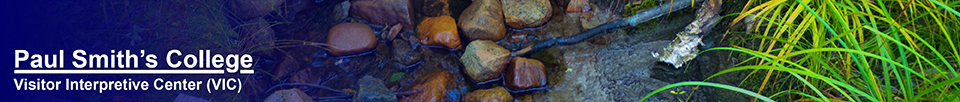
[621,0,660,34]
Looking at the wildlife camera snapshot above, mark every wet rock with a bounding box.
[417,16,462,49]
[578,4,611,30]
[501,0,552,28]
[587,34,612,45]
[354,76,397,102]
[289,67,317,84]
[350,0,414,30]
[517,95,534,102]
[392,39,421,66]
[273,57,300,81]
[383,24,403,41]
[458,0,507,41]
[464,87,513,102]
[420,0,452,16]
[505,57,547,92]
[333,1,351,24]
[327,23,377,56]
[460,40,510,83]
[402,70,452,102]
[241,17,276,56]
[580,7,619,45]
[229,0,285,20]
[565,0,590,13]
[264,89,314,102]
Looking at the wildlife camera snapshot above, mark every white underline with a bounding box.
[13,70,255,74]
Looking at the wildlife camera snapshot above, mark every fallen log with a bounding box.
[654,0,722,68]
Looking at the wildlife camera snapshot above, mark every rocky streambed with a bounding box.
[30,0,755,101]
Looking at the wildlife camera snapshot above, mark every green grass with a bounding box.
[644,0,960,101]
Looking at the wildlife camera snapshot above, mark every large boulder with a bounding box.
[460,40,510,84]
[458,0,507,41]
[350,0,414,30]
[402,70,453,102]
[464,87,513,102]
[326,23,378,56]
[501,0,552,28]
[229,0,285,20]
[417,16,462,49]
[264,89,314,102]
[505,57,547,92]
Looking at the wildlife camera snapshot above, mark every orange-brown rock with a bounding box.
[402,70,453,102]
[460,40,510,84]
[565,0,590,13]
[505,57,547,92]
[418,16,462,49]
[327,23,377,56]
[350,0,414,30]
[464,87,513,102]
[501,0,552,28]
[459,0,507,41]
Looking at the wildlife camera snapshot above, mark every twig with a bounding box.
[511,0,703,57]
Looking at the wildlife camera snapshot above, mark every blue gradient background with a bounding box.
[3,1,254,101]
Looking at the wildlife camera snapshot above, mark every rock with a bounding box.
[518,95,534,102]
[565,0,590,13]
[384,24,402,41]
[501,0,552,28]
[264,89,314,102]
[327,23,378,56]
[229,0,285,20]
[587,34,613,45]
[241,17,276,56]
[417,16,462,49]
[464,87,513,102]
[354,76,397,102]
[289,67,316,85]
[402,70,452,102]
[392,39,421,66]
[579,4,613,30]
[273,57,300,81]
[350,0,414,30]
[420,0,453,16]
[580,7,619,45]
[505,57,547,92]
[460,40,510,83]
[333,1,351,24]
[458,0,507,41]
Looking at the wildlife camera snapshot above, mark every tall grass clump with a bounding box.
[644,0,960,101]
